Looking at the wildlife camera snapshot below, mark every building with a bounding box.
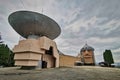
[9,11,95,69]
[9,11,61,69]
[79,43,95,65]
[59,54,80,67]
[59,43,95,67]
[13,40,95,68]
[13,36,59,69]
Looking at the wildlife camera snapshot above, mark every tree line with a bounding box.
[0,44,14,67]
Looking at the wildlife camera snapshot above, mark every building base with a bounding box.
[13,36,59,69]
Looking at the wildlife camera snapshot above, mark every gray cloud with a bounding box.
[55,0,120,63]
[0,0,120,63]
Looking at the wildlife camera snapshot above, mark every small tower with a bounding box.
[80,43,95,65]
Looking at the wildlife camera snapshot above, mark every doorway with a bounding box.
[42,61,47,68]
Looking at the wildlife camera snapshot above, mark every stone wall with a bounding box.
[59,54,80,67]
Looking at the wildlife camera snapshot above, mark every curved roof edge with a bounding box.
[80,43,94,52]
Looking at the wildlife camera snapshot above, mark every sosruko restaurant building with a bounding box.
[9,11,95,69]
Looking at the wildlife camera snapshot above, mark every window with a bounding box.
[45,46,53,55]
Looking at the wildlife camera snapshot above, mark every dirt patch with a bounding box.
[0,66,120,80]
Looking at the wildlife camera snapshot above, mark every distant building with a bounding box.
[59,43,95,67]
[78,43,95,65]
[59,54,80,67]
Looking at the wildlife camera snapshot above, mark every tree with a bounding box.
[8,51,14,66]
[0,44,14,67]
[103,50,114,66]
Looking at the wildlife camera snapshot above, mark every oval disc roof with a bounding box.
[8,11,61,39]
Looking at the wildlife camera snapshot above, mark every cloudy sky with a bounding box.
[0,0,120,63]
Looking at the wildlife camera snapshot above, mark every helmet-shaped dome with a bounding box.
[80,44,94,52]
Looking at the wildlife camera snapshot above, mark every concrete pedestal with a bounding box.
[13,36,59,68]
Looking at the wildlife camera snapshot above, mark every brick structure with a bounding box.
[59,54,80,67]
